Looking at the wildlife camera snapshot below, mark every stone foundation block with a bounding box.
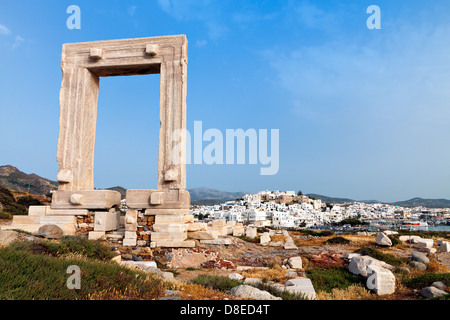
[88,231,106,240]
[153,223,188,233]
[150,240,196,248]
[94,211,120,232]
[188,230,219,240]
[150,232,187,241]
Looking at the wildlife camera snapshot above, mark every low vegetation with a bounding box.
[388,235,403,246]
[316,284,375,300]
[296,229,334,237]
[190,275,308,300]
[8,236,117,262]
[257,227,274,233]
[252,282,309,300]
[191,275,242,292]
[240,264,289,282]
[0,211,12,219]
[236,235,259,243]
[355,246,404,267]
[306,267,366,293]
[0,245,164,300]
[0,186,27,216]
[403,273,450,290]
[16,195,43,209]
[324,236,351,245]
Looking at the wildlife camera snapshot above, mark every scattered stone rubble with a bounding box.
[347,253,396,295]
[376,232,393,247]
[226,262,316,300]
[420,281,449,299]
[399,234,449,254]
[228,285,281,300]
[0,230,19,247]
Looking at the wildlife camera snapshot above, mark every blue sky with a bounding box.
[1,0,450,202]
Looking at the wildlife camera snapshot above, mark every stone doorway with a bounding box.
[4,36,194,248]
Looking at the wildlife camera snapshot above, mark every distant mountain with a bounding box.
[96,186,247,203]
[105,186,127,199]
[188,187,247,202]
[2,165,450,208]
[391,198,450,209]
[306,193,356,204]
[0,165,58,196]
[190,199,226,206]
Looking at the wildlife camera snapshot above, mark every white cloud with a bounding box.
[265,22,450,130]
[0,23,26,48]
[0,24,11,35]
[12,35,24,48]
[262,19,450,199]
[157,0,227,40]
[195,39,207,47]
[293,1,339,30]
[128,5,137,16]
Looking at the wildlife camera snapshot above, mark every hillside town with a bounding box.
[190,190,450,231]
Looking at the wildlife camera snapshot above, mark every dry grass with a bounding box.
[240,264,291,282]
[316,284,375,300]
[292,237,327,246]
[317,283,418,301]
[270,235,287,242]
[87,280,165,300]
[343,235,377,247]
[428,260,450,273]
[391,282,418,300]
[60,252,90,262]
[293,234,376,247]
[170,282,239,300]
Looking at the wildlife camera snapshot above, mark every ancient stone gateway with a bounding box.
[4,35,195,248]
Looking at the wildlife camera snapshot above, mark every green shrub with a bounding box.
[298,230,334,237]
[0,211,12,219]
[0,187,27,215]
[404,273,450,289]
[236,235,259,243]
[325,236,351,245]
[16,196,43,209]
[190,275,242,291]
[388,235,402,246]
[0,246,163,300]
[185,267,200,271]
[431,294,450,300]
[306,267,365,293]
[355,246,404,267]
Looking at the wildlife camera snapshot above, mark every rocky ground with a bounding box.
[1,218,449,300]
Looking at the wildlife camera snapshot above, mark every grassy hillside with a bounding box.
[0,236,164,300]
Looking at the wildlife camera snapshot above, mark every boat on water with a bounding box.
[402,220,428,227]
